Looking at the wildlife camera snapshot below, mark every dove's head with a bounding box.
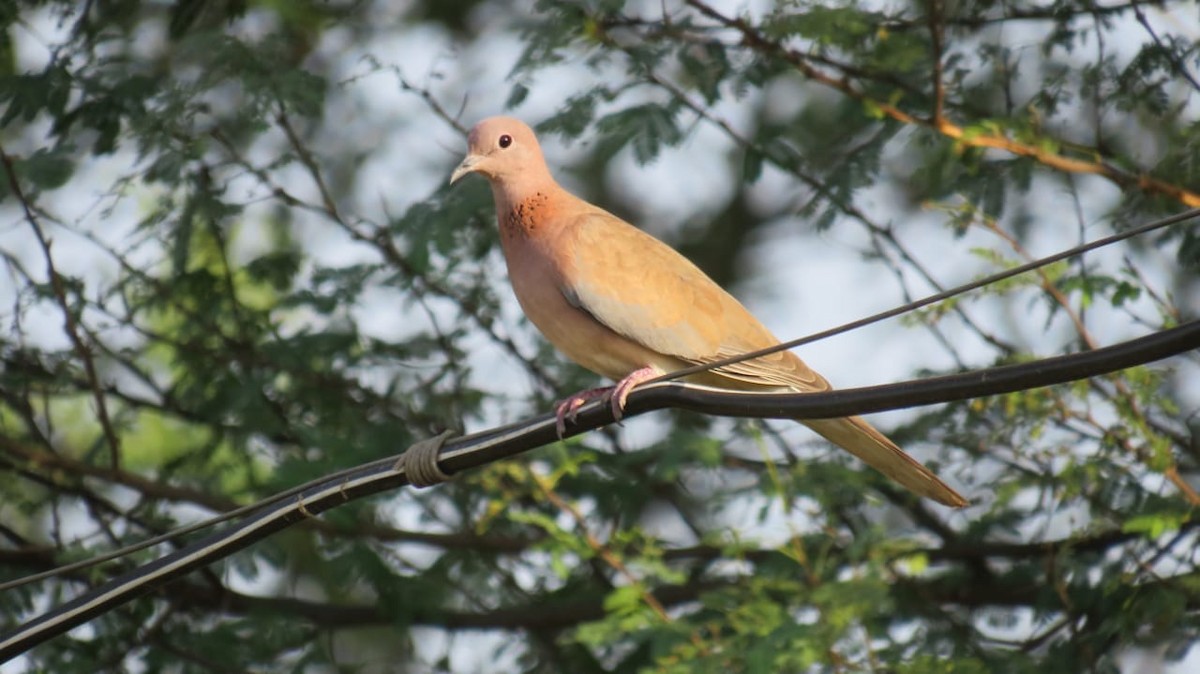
[450,117,550,186]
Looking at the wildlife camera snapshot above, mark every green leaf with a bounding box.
[17,147,74,189]
[595,104,683,164]
[506,82,529,108]
[743,145,765,183]
[1179,229,1200,270]
[1122,512,1190,538]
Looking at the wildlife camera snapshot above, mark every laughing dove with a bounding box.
[451,116,967,508]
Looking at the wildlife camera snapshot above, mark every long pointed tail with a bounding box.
[802,416,968,508]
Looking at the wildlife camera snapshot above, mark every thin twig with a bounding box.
[927,0,946,124]
[0,145,123,469]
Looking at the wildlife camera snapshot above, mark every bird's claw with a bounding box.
[554,387,613,439]
[553,366,662,439]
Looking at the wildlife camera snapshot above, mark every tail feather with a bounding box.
[803,416,968,508]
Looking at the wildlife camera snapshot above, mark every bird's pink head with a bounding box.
[450,117,553,192]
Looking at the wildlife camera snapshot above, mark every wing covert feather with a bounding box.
[561,211,829,392]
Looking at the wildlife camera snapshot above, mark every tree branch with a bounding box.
[0,146,123,468]
[683,0,1200,208]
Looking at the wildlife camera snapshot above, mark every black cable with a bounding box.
[2,319,1196,661]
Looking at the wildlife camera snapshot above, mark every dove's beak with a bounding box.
[450,154,483,185]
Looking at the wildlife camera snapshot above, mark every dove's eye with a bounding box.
[499,134,513,148]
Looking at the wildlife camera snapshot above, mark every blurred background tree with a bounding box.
[1,0,1197,671]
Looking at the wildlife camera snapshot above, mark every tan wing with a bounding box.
[562,210,827,391]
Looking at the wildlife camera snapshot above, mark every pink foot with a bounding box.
[608,365,661,420]
[553,366,662,438]
[554,386,613,438]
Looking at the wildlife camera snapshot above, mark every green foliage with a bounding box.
[595,103,684,164]
[0,0,1197,672]
[11,146,75,190]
